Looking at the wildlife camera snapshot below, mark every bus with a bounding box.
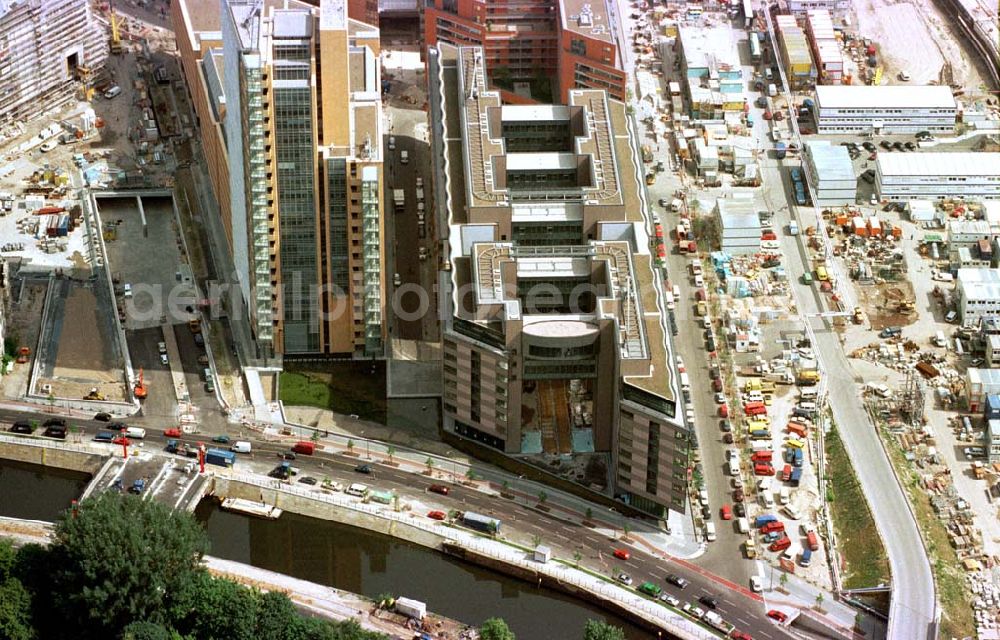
[749,36,762,64]
[462,511,501,534]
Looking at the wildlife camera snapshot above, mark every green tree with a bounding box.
[0,578,33,640]
[347,439,355,454]
[180,572,259,640]
[465,469,477,482]
[425,457,435,473]
[583,619,626,640]
[815,592,825,608]
[531,534,542,549]
[479,617,515,640]
[255,591,299,640]
[537,491,548,505]
[44,492,209,639]
[585,507,594,522]
[573,551,583,567]
[386,445,395,464]
[121,621,173,640]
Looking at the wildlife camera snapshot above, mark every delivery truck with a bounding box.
[206,448,236,467]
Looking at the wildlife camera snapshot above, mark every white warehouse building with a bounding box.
[958,268,1000,325]
[876,153,1000,201]
[715,196,761,255]
[813,85,957,135]
[802,141,856,206]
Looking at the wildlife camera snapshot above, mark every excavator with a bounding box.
[109,1,123,55]
[134,368,147,400]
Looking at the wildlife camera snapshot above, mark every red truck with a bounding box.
[751,450,773,462]
[806,530,820,551]
[754,462,775,476]
[761,521,785,534]
[743,402,767,416]
[787,422,809,437]
[769,536,791,552]
[781,464,792,481]
[291,441,316,455]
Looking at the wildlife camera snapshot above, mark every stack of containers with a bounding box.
[805,10,843,84]
[776,15,816,89]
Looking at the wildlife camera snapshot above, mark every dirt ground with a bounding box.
[52,286,116,378]
[855,280,917,330]
[853,0,985,90]
[1,280,47,398]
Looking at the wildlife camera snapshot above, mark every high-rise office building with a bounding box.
[428,43,688,516]
[421,0,626,103]
[214,0,385,358]
[0,0,106,122]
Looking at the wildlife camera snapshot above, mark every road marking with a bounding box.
[736,617,750,627]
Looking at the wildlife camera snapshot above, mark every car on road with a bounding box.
[94,412,112,422]
[613,548,630,561]
[750,575,763,592]
[212,435,230,444]
[659,593,680,607]
[682,603,705,619]
[43,418,66,428]
[279,451,297,460]
[9,422,34,434]
[354,464,373,474]
[428,484,450,496]
[720,504,732,520]
[665,574,689,589]
[163,428,182,438]
[638,582,662,597]
[616,573,633,586]
[427,510,447,521]
[298,476,318,485]
[698,595,719,609]
[767,610,788,623]
[730,632,752,640]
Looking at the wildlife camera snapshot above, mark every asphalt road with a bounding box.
[0,406,796,640]
[757,7,936,637]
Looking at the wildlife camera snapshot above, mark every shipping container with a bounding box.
[206,448,236,467]
[369,489,394,505]
[462,511,501,534]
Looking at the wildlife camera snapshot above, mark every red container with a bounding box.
[769,536,791,552]
[292,441,315,455]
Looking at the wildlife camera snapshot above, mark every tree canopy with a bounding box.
[583,620,626,640]
[0,493,386,640]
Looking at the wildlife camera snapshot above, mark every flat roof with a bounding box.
[959,268,1000,302]
[506,153,578,171]
[806,141,854,181]
[878,153,1000,178]
[816,85,956,110]
[679,25,741,73]
[561,0,615,43]
[500,105,571,122]
[510,202,584,222]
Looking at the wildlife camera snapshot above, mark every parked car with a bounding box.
[354,464,373,474]
[720,504,732,520]
[93,412,112,422]
[660,593,680,607]
[298,476,318,485]
[734,502,746,517]
[9,422,33,434]
[212,435,231,444]
[427,510,447,521]
[616,573,633,586]
[163,428,181,438]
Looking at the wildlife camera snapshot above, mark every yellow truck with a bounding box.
[797,370,819,386]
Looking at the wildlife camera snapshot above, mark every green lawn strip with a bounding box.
[879,426,974,639]
[825,425,890,589]
[279,366,386,422]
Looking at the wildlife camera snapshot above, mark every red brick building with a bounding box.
[422,0,626,103]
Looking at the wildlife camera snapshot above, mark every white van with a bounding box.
[231,441,252,454]
[728,458,740,476]
[779,486,790,505]
[400,150,409,164]
[346,483,369,497]
[104,85,122,99]
[705,522,717,541]
[736,517,750,534]
[767,83,777,97]
[760,490,775,508]
[799,387,818,400]
[125,426,146,439]
[665,290,675,309]
[934,330,946,347]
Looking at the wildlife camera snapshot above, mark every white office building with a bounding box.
[876,153,1000,201]
[716,196,761,255]
[802,141,856,206]
[813,85,957,135]
[958,268,1000,325]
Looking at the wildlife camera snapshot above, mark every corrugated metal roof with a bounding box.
[816,85,956,110]
[878,153,1000,177]
[806,141,854,181]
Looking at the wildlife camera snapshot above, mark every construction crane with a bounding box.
[109,1,123,55]
[134,368,147,400]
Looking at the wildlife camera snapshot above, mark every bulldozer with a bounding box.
[852,307,865,324]
[897,301,915,314]
[84,387,105,401]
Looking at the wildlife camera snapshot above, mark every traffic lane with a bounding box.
[0,415,792,638]
[125,326,178,421]
[244,443,792,638]
[388,135,424,341]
